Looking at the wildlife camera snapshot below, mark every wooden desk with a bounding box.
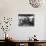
[14,40,46,46]
[5,39,46,46]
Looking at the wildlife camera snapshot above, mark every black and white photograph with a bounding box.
[18,14,34,26]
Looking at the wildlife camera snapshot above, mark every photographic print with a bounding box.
[29,0,44,8]
[18,14,34,26]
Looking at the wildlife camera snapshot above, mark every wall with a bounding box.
[0,0,46,40]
